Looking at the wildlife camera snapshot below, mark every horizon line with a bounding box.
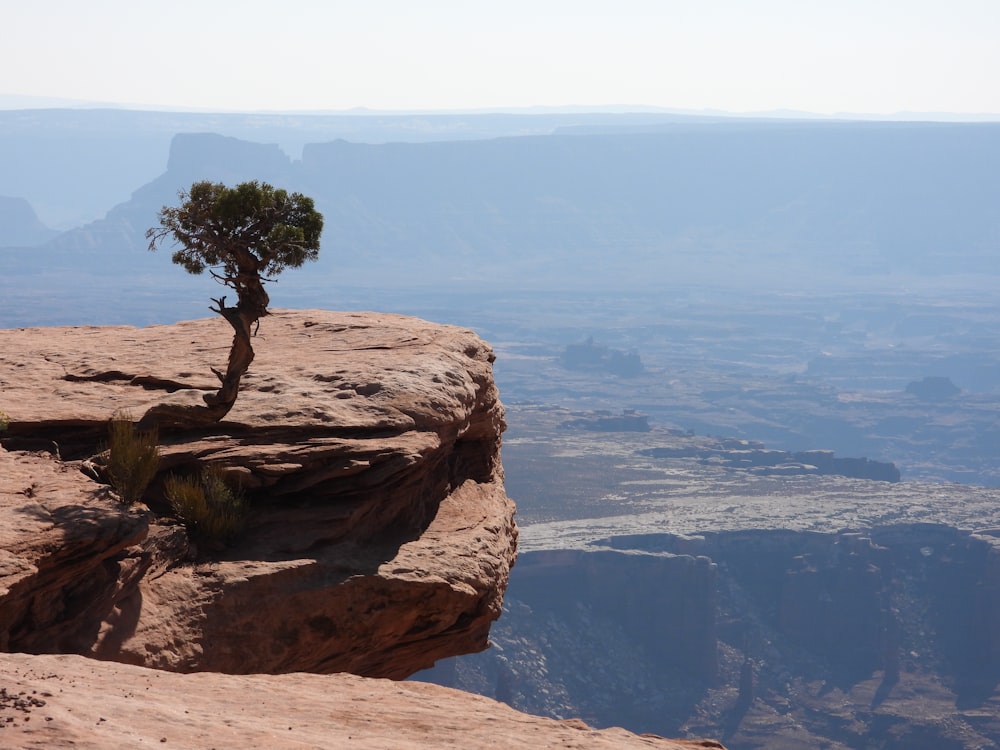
[2,94,1000,123]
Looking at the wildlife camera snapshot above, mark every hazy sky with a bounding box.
[4,0,1000,115]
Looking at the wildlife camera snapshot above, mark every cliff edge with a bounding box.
[0,310,515,678]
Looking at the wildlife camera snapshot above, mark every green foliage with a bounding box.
[146,179,323,283]
[0,409,9,432]
[106,410,160,504]
[165,465,246,542]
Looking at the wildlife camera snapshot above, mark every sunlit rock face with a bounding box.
[0,310,516,678]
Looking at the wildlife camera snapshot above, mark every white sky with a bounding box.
[3,0,1000,115]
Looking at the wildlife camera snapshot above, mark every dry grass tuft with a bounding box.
[106,409,159,504]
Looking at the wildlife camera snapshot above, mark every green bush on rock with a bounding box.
[106,410,159,504]
[165,465,246,542]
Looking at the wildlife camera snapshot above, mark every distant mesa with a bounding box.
[641,443,901,482]
[18,120,1000,289]
[905,375,960,401]
[560,338,643,377]
[164,132,292,181]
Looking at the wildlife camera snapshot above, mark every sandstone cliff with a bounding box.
[0,311,727,749]
[0,310,515,677]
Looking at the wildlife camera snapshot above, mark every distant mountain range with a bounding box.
[2,110,999,294]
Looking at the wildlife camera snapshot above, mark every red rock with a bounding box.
[0,311,725,748]
[1,311,514,677]
[0,652,725,749]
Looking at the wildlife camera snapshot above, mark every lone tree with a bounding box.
[145,180,323,427]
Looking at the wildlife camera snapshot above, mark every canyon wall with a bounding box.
[424,526,1000,749]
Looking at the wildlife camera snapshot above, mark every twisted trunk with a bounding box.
[204,278,269,411]
[141,265,269,431]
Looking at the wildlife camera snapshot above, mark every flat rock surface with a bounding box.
[0,309,499,433]
[0,653,724,750]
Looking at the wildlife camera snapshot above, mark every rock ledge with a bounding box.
[0,310,516,678]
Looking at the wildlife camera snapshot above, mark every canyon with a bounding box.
[0,311,725,748]
[3,110,1000,748]
[422,404,1000,749]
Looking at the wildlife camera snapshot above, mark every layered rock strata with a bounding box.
[0,310,516,678]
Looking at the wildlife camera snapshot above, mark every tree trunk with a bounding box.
[203,303,257,412]
[140,278,268,431]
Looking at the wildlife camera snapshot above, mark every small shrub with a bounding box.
[0,410,9,432]
[106,409,159,504]
[165,465,246,542]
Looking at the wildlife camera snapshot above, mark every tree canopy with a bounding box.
[148,180,323,318]
[143,180,324,427]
